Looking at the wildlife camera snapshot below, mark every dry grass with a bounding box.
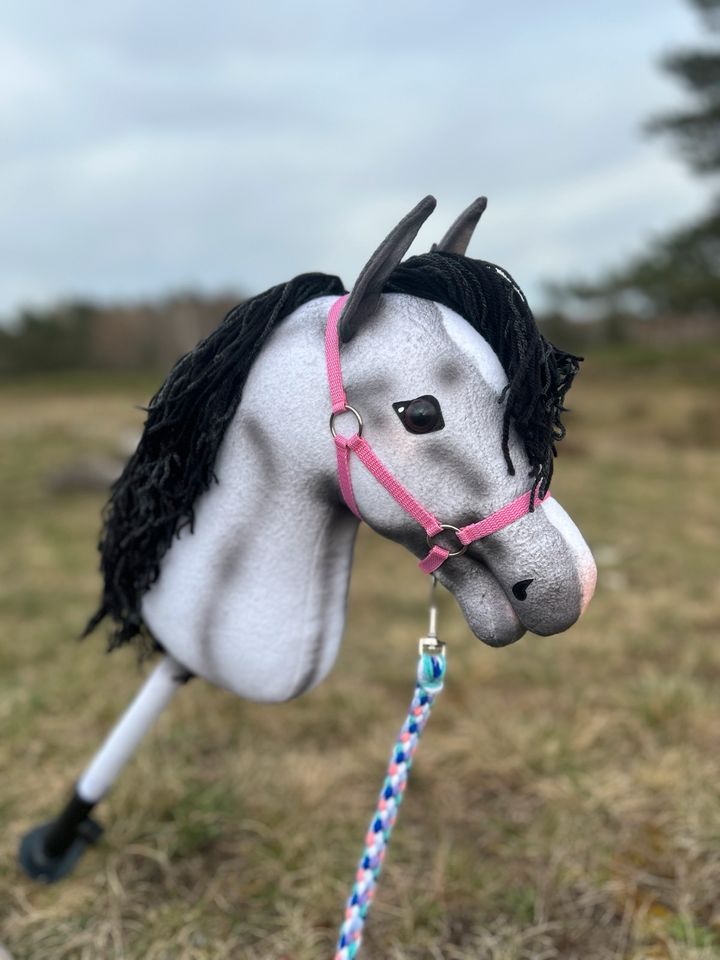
[1,347,719,960]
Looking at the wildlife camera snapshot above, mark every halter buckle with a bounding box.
[426,524,467,558]
[330,404,363,438]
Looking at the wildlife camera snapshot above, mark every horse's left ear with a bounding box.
[339,195,437,343]
[432,196,487,256]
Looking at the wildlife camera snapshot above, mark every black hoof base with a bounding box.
[18,818,103,883]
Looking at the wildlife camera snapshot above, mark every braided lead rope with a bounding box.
[334,636,446,960]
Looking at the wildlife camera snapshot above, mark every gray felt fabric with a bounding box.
[434,197,488,256]
[338,196,436,343]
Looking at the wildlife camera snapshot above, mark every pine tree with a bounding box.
[649,0,720,173]
[554,0,720,327]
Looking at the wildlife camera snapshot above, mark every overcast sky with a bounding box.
[0,1,712,320]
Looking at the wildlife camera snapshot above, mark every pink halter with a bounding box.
[325,295,550,573]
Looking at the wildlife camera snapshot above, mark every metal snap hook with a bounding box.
[419,575,446,656]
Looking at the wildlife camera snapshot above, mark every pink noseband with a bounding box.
[325,295,549,573]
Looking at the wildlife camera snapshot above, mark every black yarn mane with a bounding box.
[86,254,580,650]
[385,251,581,499]
[85,273,345,649]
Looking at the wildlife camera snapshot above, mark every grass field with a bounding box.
[1,345,719,960]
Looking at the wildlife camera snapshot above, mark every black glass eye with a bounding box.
[392,395,445,434]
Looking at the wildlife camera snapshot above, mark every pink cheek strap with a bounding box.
[326,296,549,573]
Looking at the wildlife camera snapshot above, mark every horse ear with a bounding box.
[338,195,437,343]
[433,196,487,256]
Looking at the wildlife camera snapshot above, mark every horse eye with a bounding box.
[392,395,445,434]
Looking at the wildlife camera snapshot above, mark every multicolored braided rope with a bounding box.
[334,644,446,960]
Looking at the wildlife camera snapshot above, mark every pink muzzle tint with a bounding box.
[325,295,550,573]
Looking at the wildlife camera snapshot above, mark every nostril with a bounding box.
[512,578,534,601]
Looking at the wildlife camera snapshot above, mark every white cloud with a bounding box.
[0,0,712,318]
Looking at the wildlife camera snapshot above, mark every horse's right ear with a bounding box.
[338,196,436,343]
[432,196,487,256]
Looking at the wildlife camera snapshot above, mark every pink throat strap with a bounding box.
[325,295,549,573]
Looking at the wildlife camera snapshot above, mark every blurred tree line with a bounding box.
[543,0,720,348]
[0,293,240,376]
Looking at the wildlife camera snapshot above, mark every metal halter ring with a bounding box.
[330,404,364,438]
[426,524,468,558]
